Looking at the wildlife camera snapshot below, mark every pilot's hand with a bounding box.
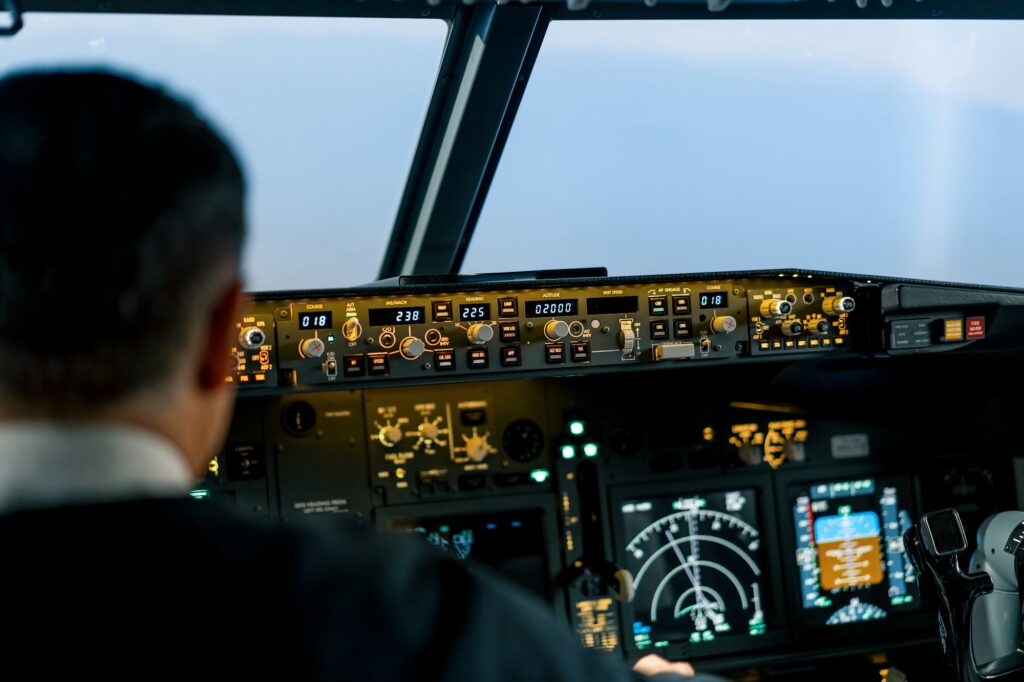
[632,654,696,677]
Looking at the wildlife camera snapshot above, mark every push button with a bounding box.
[650,320,669,340]
[432,300,452,323]
[468,348,488,369]
[500,345,522,367]
[343,354,365,377]
[434,348,455,371]
[499,321,520,342]
[674,319,692,339]
[672,295,691,315]
[648,296,668,316]
[941,318,964,343]
[367,353,389,376]
[498,298,518,318]
[571,342,590,363]
[545,343,566,364]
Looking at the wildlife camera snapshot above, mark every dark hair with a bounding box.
[0,70,246,411]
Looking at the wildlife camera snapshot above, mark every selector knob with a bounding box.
[418,420,442,441]
[464,433,493,463]
[760,299,793,318]
[781,320,804,337]
[298,337,326,358]
[239,326,266,350]
[466,323,494,345]
[342,317,362,342]
[544,319,570,341]
[810,319,831,335]
[823,296,856,316]
[711,316,737,334]
[400,336,425,360]
[378,424,403,448]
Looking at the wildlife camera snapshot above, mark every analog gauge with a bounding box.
[622,489,767,649]
[502,419,544,462]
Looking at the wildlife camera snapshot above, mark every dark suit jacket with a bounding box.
[0,498,725,681]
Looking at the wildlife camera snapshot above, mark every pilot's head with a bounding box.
[0,70,246,474]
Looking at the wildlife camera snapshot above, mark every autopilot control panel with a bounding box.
[205,269,1024,677]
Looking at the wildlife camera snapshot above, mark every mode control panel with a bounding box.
[227,272,861,391]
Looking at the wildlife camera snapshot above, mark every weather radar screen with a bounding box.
[791,477,918,626]
[621,489,767,650]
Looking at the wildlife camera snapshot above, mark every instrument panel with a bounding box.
[227,272,857,391]
[209,269,1023,676]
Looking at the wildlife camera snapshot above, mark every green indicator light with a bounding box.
[583,443,599,458]
[568,420,586,436]
[838,504,852,515]
[188,489,210,500]
[439,525,450,533]
[530,469,551,483]
[561,445,576,460]
[327,334,337,344]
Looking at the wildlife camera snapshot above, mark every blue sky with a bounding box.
[4,15,1024,289]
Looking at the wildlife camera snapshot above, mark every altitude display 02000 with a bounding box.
[621,489,767,650]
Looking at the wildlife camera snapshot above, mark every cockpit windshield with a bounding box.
[465,20,1024,286]
[0,12,447,290]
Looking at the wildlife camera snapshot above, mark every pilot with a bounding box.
[0,70,723,681]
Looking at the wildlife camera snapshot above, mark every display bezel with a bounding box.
[298,310,333,330]
[697,291,729,309]
[609,472,789,662]
[459,302,492,322]
[524,299,579,318]
[586,296,639,315]
[367,306,426,326]
[774,464,930,644]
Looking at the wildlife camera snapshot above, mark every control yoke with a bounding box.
[904,509,1024,681]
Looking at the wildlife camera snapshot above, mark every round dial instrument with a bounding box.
[502,419,544,462]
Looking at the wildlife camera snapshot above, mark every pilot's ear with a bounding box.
[198,277,243,391]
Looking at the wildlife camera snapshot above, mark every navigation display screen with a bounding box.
[619,489,768,651]
[790,477,918,626]
[393,510,549,601]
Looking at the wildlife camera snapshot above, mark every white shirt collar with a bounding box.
[0,421,194,514]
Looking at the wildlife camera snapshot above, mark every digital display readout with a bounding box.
[368,306,425,326]
[699,292,729,309]
[298,311,333,330]
[586,296,639,315]
[790,477,919,627]
[459,303,491,321]
[524,299,578,318]
[620,489,768,650]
